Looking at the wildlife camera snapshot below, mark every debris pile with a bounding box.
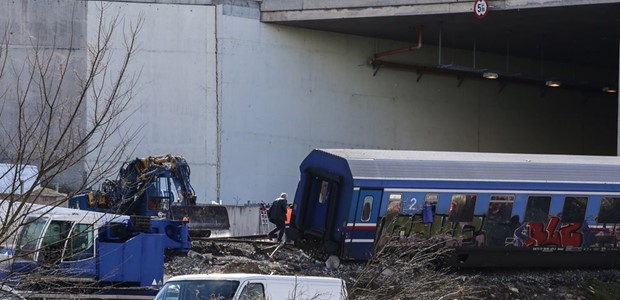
[166,240,363,282]
[165,238,620,300]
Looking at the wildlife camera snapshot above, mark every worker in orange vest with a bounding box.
[283,204,294,244]
[285,204,293,226]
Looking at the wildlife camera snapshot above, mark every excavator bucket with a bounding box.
[170,205,230,238]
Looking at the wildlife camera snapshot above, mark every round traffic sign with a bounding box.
[474,0,489,19]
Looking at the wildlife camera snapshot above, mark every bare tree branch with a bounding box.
[0,2,144,291]
[349,223,489,300]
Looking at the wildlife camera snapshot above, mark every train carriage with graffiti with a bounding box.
[289,149,620,268]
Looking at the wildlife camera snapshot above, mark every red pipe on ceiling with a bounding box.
[373,25,423,59]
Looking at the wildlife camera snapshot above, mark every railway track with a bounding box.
[191,234,281,246]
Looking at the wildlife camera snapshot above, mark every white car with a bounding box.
[0,285,25,300]
[154,273,347,300]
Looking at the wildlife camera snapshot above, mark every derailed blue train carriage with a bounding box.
[290,149,620,268]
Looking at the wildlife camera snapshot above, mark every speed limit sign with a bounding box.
[474,0,489,19]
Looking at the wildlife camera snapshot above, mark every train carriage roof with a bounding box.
[302,149,620,185]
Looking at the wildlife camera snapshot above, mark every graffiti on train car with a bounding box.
[373,190,620,251]
[521,217,583,247]
[384,211,620,250]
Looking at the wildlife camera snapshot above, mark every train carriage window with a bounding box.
[319,180,330,203]
[425,193,438,213]
[486,195,514,223]
[524,196,551,223]
[387,193,403,218]
[561,197,588,223]
[484,195,516,247]
[422,193,438,224]
[598,197,620,223]
[448,194,477,222]
[361,196,373,222]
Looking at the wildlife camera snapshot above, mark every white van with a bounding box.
[154,273,348,300]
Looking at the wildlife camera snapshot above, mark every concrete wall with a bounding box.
[225,205,273,236]
[0,0,87,191]
[216,11,616,205]
[85,2,218,201]
[84,1,617,205]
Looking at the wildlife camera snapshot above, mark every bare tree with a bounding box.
[0,1,143,292]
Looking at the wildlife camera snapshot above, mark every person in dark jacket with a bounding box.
[268,193,288,243]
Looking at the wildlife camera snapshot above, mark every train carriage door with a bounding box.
[344,189,383,260]
[307,179,334,235]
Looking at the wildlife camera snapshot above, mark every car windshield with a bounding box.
[154,280,240,300]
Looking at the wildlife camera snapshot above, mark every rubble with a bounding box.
[165,239,620,299]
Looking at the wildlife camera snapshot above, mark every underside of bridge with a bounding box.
[261,1,620,93]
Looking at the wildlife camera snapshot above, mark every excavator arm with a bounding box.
[69,154,229,237]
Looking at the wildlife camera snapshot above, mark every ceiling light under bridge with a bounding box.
[483,72,499,79]
[545,80,561,87]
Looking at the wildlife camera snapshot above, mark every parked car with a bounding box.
[154,273,347,300]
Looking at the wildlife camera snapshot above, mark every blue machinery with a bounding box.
[0,155,217,296]
[68,155,229,236]
[291,149,620,268]
[1,207,190,296]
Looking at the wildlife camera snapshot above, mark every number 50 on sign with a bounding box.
[474,0,489,19]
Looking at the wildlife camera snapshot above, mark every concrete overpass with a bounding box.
[261,0,620,94]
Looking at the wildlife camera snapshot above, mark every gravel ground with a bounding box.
[165,240,620,300]
[463,269,620,299]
